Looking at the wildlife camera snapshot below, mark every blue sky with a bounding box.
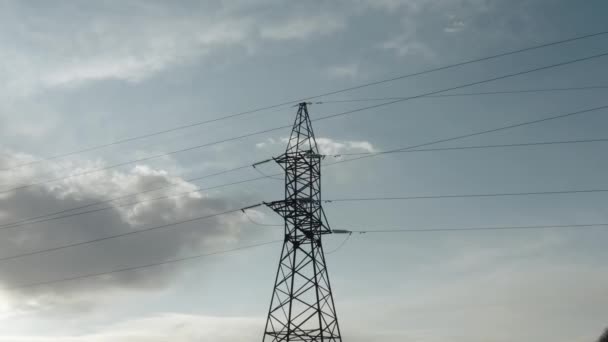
[0,1,608,341]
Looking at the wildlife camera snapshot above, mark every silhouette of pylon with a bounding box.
[262,102,342,342]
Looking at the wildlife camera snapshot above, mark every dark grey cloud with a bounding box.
[599,328,608,342]
[0,150,252,312]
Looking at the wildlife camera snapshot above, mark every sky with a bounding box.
[0,0,608,341]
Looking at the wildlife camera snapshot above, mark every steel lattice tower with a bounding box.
[262,102,343,342]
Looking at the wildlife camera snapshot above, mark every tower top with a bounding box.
[285,102,319,155]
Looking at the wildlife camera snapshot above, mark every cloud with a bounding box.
[381,35,436,58]
[354,0,427,12]
[0,149,250,312]
[40,18,252,87]
[0,313,263,342]
[327,63,360,79]
[0,2,350,98]
[598,329,608,342]
[254,137,280,150]
[316,137,375,156]
[375,0,494,59]
[0,5,253,95]
[255,137,376,156]
[259,13,345,40]
[444,18,466,33]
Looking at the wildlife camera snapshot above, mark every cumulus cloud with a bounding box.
[256,137,375,156]
[0,149,250,312]
[316,137,375,156]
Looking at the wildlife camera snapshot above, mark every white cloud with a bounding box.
[41,19,252,87]
[0,15,249,97]
[316,137,375,156]
[444,19,466,33]
[0,3,349,98]
[255,136,375,156]
[327,63,360,79]
[255,137,279,150]
[259,13,345,40]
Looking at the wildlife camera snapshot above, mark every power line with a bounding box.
[0,206,260,263]
[12,192,603,264]
[4,100,603,262]
[6,239,282,290]
[316,85,608,104]
[10,222,608,289]
[0,164,253,229]
[345,223,608,234]
[324,189,608,203]
[327,138,608,157]
[2,99,607,264]
[7,136,606,232]
[311,53,608,126]
[242,210,283,227]
[4,30,607,173]
[4,103,606,233]
[0,125,292,195]
[325,104,608,168]
[251,164,283,181]
[3,136,603,234]
[4,51,608,196]
[0,175,269,232]
[7,221,608,290]
[326,232,353,255]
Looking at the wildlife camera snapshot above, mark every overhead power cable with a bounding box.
[0,125,292,195]
[12,186,605,261]
[343,223,608,234]
[316,85,608,104]
[4,136,605,232]
[4,104,607,233]
[326,232,353,255]
[3,102,608,261]
[6,239,281,291]
[323,189,608,203]
[0,163,253,229]
[6,136,607,231]
[252,163,283,181]
[3,51,608,196]
[324,104,608,168]
[0,176,270,231]
[0,205,265,263]
[4,30,607,173]
[9,221,608,290]
[242,210,283,227]
[327,138,608,157]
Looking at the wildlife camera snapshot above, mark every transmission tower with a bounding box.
[262,102,343,341]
